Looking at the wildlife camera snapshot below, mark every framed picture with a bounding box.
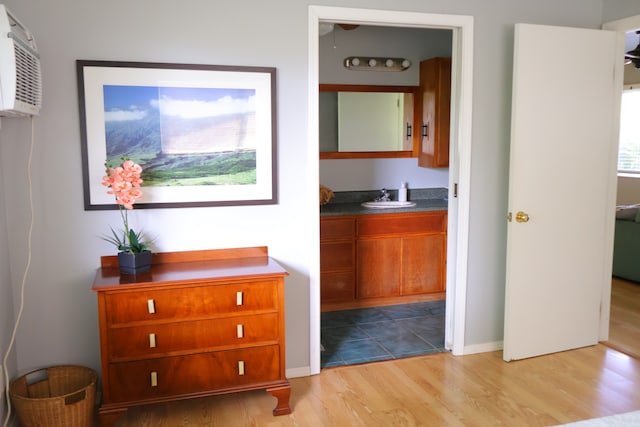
[77,60,277,210]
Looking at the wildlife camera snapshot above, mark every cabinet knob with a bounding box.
[236,291,243,306]
[237,324,244,338]
[150,371,158,387]
[422,123,429,138]
[147,299,156,314]
[238,360,245,376]
[149,333,156,348]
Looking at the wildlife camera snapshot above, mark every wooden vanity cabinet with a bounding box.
[92,247,291,427]
[320,211,447,305]
[418,57,451,168]
[320,217,356,302]
[357,211,447,298]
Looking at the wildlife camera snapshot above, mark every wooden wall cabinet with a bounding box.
[92,247,291,427]
[418,57,452,168]
[320,211,447,306]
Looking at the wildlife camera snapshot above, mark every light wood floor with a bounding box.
[605,278,640,358]
[116,279,640,426]
[118,344,640,426]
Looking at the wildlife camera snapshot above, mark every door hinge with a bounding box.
[453,183,458,198]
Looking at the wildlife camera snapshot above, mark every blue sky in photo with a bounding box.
[103,85,256,122]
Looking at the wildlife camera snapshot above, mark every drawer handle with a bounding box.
[150,371,158,387]
[236,291,243,306]
[238,360,245,376]
[149,333,156,348]
[147,299,156,314]
[237,324,244,338]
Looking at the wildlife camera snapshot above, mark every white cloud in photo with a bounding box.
[104,109,147,122]
[152,95,256,119]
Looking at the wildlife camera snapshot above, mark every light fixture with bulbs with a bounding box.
[344,56,411,72]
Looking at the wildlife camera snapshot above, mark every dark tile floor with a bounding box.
[320,300,446,368]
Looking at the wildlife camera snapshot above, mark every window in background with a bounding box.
[618,87,640,174]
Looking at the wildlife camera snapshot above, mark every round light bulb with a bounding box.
[385,59,394,67]
[351,57,360,66]
[368,58,377,67]
[401,59,411,68]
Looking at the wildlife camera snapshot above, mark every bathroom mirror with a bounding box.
[319,84,420,159]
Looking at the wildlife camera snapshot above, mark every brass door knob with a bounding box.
[515,211,529,223]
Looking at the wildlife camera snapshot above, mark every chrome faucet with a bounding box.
[375,188,391,201]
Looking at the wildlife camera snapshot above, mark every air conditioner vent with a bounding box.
[14,41,42,109]
[0,5,42,117]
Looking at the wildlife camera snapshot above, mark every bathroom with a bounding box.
[318,23,454,367]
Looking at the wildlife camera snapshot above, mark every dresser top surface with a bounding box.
[92,249,289,291]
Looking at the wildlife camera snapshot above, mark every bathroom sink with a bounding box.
[361,201,417,209]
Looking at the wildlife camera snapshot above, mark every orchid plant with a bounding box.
[101,158,150,254]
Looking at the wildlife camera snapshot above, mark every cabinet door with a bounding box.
[320,217,356,303]
[320,271,355,302]
[418,57,451,168]
[320,241,355,302]
[356,238,401,298]
[401,234,446,295]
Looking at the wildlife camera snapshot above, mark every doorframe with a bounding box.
[601,14,640,340]
[307,6,474,375]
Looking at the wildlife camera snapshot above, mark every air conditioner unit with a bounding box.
[0,4,41,117]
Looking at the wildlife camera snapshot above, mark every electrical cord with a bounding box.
[2,116,35,427]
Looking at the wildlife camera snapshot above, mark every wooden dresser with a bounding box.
[92,247,291,426]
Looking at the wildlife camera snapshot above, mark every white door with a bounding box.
[503,24,621,361]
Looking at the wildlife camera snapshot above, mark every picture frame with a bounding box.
[77,60,277,210]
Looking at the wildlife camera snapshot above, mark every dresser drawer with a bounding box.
[108,313,280,360]
[107,345,281,403]
[105,280,279,325]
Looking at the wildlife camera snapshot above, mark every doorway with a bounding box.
[318,23,451,368]
[605,22,640,359]
[308,7,474,375]
[603,15,640,356]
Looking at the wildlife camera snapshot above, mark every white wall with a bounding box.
[320,158,449,191]
[0,135,14,423]
[617,176,640,205]
[0,0,612,387]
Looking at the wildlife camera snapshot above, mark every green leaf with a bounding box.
[101,226,150,254]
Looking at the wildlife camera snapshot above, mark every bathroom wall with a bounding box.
[319,25,452,192]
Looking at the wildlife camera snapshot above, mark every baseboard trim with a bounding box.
[286,366,312,378]
[462,341,503,355]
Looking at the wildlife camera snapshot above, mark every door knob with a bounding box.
[515,211,529,223]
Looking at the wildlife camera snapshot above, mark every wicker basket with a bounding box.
[9,365,97,427]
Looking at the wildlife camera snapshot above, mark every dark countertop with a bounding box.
[320,187,448,216]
